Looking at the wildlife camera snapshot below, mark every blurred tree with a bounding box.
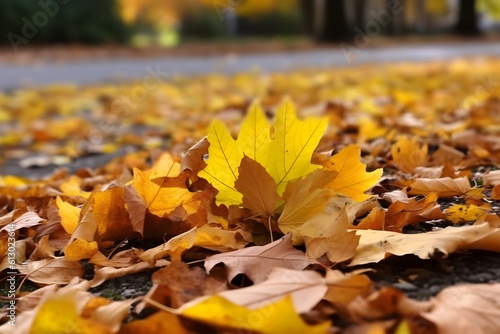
[301,0,351,42]
[0,0,129,45]
[456,0,479,35]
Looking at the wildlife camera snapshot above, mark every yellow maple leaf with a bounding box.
[323,145,383,201]
[198,120,244,206]
[180,295,330,334]
[237,101,271,164]
[132,153,201,216]
[201,100,328,205]
[267,100,328,195]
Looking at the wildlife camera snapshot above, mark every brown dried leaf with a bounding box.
[305,230,360,263]
[421,283,500,334]
[234,156,280,216]
[18,258,83,285]
[350,223,500,266]
[0,211,44,232]
[408,177,471,197]
[384,193,445,232]
[180,136,209,174]
[205,233,311,284]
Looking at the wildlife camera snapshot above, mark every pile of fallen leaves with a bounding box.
[1,57,500,333]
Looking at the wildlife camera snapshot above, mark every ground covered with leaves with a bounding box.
[1,57,500,333]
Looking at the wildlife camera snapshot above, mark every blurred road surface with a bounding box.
[2,41,500,90]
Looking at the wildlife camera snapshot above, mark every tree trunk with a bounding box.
[300,0,314,35]
[455,0,480,35]
[321,0,351,42]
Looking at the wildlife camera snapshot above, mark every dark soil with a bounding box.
[358,250,500,300]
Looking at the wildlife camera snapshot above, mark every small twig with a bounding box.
[142,296,178,314]
[107,234,132,259]
[268,215,274,242]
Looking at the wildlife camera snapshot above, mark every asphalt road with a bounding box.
[2,41,500,90]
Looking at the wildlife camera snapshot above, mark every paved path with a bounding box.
[2,42,500,90]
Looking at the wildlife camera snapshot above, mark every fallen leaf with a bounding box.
[132,154,201,217]
[198,119,244,205]
[350,223,500,266]
[140,224,249,264]
[60,175,91,199]
[199,100,328,205]
[64,238,99,262]
[354,206,386,230]
[266,99,328,195]
[0,211,44,232]
[492,184,500,200]
[182,267,327,317]
[305,230,360,263]
[384,193,444,232]
[324,270,373,306]
[445,204,490,224]
[180,295,330,334]
[91,187,133,241]
[236,101,271,166]
[391,136,428,174]
[64,208,99,261]
[18,257,83,285]
[323,144,383,201]
[205,233,312,284]
[483,170,500,187]
[234,156,280,216]
[56,196,81,234]
[180,136,209,174]
[420,283,500,334]
[278,170,338,242]
[408,176,471,197]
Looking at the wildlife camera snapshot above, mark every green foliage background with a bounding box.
[0,0,130,45]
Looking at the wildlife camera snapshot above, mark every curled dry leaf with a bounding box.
[0,211,44,232]
[408,176,471,197]
[140,224,249,265]
[420,283,500,334]
[350,223,500,266]
[483,170,500,187]
[179,136,209,174]
[18,257,83,285]
[204,233,312,284]
[383,192,445,232]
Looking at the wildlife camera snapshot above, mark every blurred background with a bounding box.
[0,0,499,48]
[2,0,500,178]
